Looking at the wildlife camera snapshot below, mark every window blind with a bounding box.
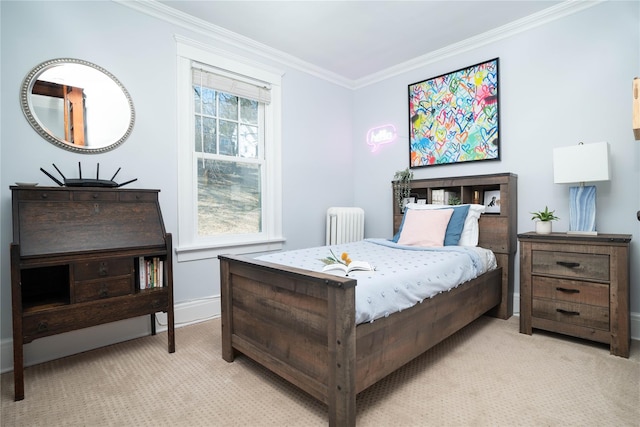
[192,65,271,105]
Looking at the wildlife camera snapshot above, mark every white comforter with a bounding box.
[256,238,497,324]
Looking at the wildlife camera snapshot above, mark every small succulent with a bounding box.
[530,206,559,222]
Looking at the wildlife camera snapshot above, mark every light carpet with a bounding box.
[2,315,638,426]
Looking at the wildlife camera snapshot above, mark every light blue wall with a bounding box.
[0,0,638,370]
[0,0,354,365]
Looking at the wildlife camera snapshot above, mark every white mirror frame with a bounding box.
[20,58,135,154]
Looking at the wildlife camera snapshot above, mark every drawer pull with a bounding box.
[37,321,48,332]
[556,287,580,294]
[98,262,108,276]
[556,261,580,268]
[99,285,109,298]
[556,308,580,316]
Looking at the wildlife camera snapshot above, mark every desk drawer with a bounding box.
[532,277,609,307]
[16,190,70,201]
[75,277,133,303]
[532,250,609,281]
[532,299,609,331]
[74,258,133,281]
[119,192,157,202]
[22,292,169,343]
[73,191,118,201]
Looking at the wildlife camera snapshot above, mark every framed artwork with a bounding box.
[483,190,500,214]
[408,58,500,168]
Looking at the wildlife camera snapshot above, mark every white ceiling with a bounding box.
[157,0,565,82]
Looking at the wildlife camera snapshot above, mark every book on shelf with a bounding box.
[139,257,164,289]
[322,260,375,275]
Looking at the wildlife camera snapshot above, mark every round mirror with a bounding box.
[20,58,135,153]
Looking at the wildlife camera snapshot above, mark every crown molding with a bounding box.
[113,0,354,88]
[353,0,604,89]
[114,0,603,90]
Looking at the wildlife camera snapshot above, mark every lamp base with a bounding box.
[569,185,597,233]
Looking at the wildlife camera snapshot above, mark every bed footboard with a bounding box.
[220,254,503,427]
[219,254,358,426]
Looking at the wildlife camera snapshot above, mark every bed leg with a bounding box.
[219,257,235,362]
[327,284,356,427]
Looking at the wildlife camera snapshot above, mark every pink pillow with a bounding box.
[397,208,454,247]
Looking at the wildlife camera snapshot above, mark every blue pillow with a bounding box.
[391,204,469,246]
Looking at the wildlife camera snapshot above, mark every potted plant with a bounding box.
[393,167,413,212]
[531,206,559,234]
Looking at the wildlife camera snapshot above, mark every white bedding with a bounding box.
[256,238,497,324]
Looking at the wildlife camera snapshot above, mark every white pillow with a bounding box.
[397,208,454,247]
[404,203,485,246]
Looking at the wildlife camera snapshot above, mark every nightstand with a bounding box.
[518,232,631,358]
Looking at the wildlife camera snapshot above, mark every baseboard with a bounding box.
[1,295,637,373]
[0,296,221,374]
[154,296,220,330]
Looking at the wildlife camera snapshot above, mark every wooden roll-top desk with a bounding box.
[10,186,175,400]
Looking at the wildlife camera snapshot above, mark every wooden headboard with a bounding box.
[392,172,518,319]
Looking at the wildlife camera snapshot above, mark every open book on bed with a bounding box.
[322,260,375,275]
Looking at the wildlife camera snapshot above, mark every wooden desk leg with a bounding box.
[13,338,24,401]
[166,234,175,354]
[150,314,156,335]
[167,305,175,354]
[11,244,24,401]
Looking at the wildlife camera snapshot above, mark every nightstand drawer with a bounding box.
[532,250,609,281]
[532,276,609,307]
[74,258,133,281]
[74,277,133,303]
[532,299,609,331]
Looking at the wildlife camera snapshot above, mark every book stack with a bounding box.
[138,257,164,289]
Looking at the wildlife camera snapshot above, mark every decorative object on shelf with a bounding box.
[472,190,481,205]
[633,77,639,140]
[530,206,559,234]
[483,190,500,213]
[553,141,610,235]
[408,58,500,167]
[393,167,413,212]
[447,195,461,205]
[40,162,137,188]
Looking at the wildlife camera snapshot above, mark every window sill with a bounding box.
[175,237,286,262]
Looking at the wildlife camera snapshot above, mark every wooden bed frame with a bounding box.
[219,173,517,426]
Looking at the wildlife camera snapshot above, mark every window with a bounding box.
[176,38,284,261]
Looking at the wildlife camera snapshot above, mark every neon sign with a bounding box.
[366,124,397,152]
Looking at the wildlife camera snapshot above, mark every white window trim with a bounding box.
[175,37,284,262]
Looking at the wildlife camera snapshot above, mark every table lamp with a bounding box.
[552,141,610,235]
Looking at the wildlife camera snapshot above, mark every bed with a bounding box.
[219,173,517,426]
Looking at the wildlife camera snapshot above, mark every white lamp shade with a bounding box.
[553,141,610,184]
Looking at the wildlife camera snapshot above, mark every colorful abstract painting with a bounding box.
[408,58,500,168]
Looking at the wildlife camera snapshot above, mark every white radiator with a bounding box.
[325,207,365,245]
